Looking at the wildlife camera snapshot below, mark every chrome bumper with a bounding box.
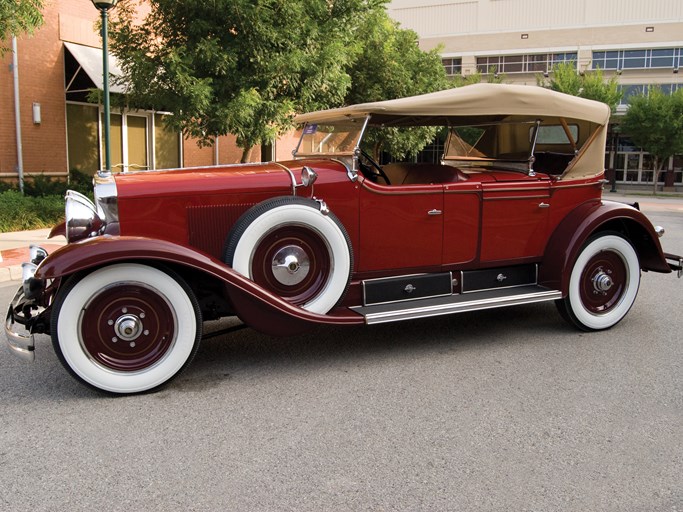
[665,253,683,278]
[5,287,36,362]
[4,244,50,362]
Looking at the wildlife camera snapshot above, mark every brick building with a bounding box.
[0,0,280,188]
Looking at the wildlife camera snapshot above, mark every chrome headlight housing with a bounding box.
[65,190,104,243]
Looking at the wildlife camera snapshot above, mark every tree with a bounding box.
[0,0,44,52]
[538,62,622,112]
[621,87,683,193]
[110,0,385,161]
[345,9,451,160]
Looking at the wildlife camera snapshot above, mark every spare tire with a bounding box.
[224,197,353,314]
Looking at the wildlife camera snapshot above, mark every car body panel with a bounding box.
[35,236,364,336]
[539,199,671,293]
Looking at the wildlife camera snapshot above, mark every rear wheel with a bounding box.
[51,263,201,394]
[556,233,640,331]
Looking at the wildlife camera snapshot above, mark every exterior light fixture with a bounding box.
[521,33,529,39]
[32,103,41,124]
[90,0,119,175]
[645,26,654,32]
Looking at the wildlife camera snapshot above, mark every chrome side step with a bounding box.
[350,285,562,325]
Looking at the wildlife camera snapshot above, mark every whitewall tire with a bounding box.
[224,197,353,314]
[557,233,640,331]
[51,263,201,394]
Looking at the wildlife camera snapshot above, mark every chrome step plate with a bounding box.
[350,285,562,325]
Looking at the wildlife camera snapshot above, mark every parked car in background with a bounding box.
[6,84,682,394]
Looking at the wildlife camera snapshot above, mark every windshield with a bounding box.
[294,119,367,157]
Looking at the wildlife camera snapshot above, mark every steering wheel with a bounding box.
[359,149,391,185]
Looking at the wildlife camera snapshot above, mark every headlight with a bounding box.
[65,190,104,243]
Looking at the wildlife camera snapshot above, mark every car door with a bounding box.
[358,180,443,272]
[479,176,551,263]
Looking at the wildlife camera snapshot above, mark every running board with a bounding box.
[350,285,562,325]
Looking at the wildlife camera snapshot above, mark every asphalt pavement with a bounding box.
[1,193,682,511]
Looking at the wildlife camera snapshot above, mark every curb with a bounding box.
[0,265,22,283]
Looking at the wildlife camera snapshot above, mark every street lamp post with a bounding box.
[91,0,119,175]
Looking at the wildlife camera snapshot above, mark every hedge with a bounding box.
[0,170,93,233]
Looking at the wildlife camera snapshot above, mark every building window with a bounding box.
[442,58,462,76]
[618,83,683,105]
[476,53,576,74]
[154,114,181,169]
[592,48,682,70]
[66,103,99,172]
[673,155,683,184]
[610,135,683,185]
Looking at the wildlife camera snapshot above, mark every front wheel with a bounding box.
[51,263,202,394]
[556,233,640,331]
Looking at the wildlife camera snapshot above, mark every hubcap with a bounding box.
[79,284,176,372]
[580,251,627,314]
[271,245,310,286]
[251,226,331,306]
[592,269,614,292]
[114,314,143,341]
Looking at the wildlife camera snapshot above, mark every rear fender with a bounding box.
[36,236,363,336]
[539,199,671,294]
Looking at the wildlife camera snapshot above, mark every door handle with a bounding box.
[427,209,442,216]
[538,202,550,209]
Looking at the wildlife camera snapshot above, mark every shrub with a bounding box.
[0,170,94,232]
[0,190,65,232]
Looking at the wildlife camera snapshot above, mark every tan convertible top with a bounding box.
[295,83,610,126]
[295,84,610,180]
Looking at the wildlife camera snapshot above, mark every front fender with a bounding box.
[36,236,363,336]
[539,199,671,294]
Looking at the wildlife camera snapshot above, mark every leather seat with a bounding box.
[382,163,468,185]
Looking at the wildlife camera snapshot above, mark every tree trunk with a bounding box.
[373,142,382,162]
[653,157,663,195]
[240,146,254,163]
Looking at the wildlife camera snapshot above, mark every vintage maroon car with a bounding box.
[6,83,682,393]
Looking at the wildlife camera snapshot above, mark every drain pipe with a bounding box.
[12,36,24,194]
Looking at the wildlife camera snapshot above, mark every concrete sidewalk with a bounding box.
[0,229,66,283]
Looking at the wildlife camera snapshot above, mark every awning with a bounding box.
[64,41,126,94]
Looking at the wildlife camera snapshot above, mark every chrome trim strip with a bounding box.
[352,288,562,325]
[272,162,297,195]
[360,180,442,196]
[93,171,119,224]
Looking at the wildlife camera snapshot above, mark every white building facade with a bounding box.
[387,0,683,189]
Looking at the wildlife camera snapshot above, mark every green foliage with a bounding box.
[0,0,44,52]
[111,0,386,159]
[21,169,93,198]
[345,9,450,160]
[537,62,622,112]
[621,87,683,191]
[0,191,65,232]
[0,170,93,231]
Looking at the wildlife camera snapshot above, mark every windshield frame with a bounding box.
[293,116,370,159]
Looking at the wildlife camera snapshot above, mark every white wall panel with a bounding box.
[390,2,478,37]
[388,0,683,37]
